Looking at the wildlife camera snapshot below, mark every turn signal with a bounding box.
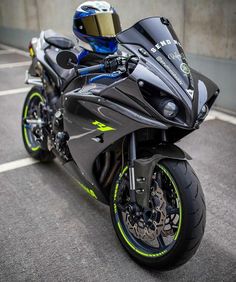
[28,42,35,57]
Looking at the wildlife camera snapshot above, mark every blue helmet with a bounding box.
[73,1,121,54]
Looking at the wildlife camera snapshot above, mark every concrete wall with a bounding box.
[184,0,236,60]
[0,0,185,42]
[0,0,235,113]
[188,54,236,114]
[1,0,235,59]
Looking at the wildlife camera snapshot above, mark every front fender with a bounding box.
[134,144,191,208]
[150,144,191,161]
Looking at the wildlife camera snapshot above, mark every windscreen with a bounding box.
[117,17,194,94]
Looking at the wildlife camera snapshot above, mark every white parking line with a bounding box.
[0,87,31,97]
[0,43,29,57]
[206,110,236,125]
[0,158,39,174]
[0,45,30,68]
[0,61,31,69]
[0,50,16,55]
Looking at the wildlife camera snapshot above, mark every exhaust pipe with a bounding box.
[25,70,43,87]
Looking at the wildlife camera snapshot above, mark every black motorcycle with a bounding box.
[22,17,219,270]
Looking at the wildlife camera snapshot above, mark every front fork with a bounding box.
[129,132,137,203]
[128,133,191,209]
[128,132,161,208]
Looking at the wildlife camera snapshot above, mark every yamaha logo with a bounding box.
[180,63,191,75]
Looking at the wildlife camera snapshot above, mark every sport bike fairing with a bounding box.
[116,17,219,127]
[63,17,219,203]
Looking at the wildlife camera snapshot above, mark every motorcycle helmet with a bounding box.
[73,1,121,54]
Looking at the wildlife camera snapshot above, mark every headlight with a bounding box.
[161,100,179,119]
[201,104,208,114]
[197,104,208,121]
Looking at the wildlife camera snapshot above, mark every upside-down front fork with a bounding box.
[129,132,137,203]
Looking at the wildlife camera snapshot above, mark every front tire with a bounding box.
[21,86,54,162]
[110,159,206,270]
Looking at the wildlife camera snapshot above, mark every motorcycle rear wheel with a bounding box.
[110,159,206,270]
[21,86,54,162]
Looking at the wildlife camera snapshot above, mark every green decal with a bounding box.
[77,180,97,199]
[69,174,97,200]
[92,120,116,132]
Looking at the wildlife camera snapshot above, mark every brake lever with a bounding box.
[88,71,122,84]
[126,55,139,74]
[104,56,128,73]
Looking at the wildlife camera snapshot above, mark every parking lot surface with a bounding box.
[0,47,235,282]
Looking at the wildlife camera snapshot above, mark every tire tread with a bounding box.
[110,159,206,270]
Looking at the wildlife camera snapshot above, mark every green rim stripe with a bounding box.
[158,164,182,241]
[23,92,44,152]
[114,166,128,213]
[117,221,167,257]
[23,105,31,147]
[114,163,182,257]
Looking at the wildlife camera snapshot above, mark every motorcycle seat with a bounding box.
[44,29,75,50]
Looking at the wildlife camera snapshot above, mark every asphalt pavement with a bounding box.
[0,47,235,282]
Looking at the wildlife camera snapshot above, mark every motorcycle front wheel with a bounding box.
[110,159,206,270]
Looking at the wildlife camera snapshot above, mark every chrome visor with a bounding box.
[74,13,121,37]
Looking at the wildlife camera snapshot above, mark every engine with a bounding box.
[50,109,71,162]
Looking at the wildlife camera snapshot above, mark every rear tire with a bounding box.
[110,159,206,270]
[21,86,55,162]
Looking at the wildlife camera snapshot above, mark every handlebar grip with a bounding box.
[77,64,105,75]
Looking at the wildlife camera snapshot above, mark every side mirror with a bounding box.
[56,51,78,69]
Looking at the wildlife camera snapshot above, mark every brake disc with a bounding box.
[124,186,167,242]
